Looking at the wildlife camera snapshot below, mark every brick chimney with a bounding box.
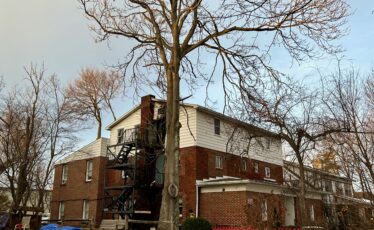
[140,95,155,142]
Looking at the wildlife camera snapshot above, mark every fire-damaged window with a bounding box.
[214,118,220,135]
[61,164,68,184]
[117,128,124,143]
[215,155,223,169]
[265,167,271,178]
[261,199,268,221]
[86,160,93,182]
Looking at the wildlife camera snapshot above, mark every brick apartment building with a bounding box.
[50,95,362,228]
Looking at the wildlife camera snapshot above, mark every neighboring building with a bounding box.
[284,161,371,228]
[50,95,367,228]
[0,187,52,214]
[50,138,109,227]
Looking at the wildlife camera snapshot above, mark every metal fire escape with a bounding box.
[103,114,166,219]
[104,128,139,217]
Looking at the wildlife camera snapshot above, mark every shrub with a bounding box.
[181,217,212,230]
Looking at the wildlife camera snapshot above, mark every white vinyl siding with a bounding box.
[179,107,197,148]
[195,110,283,166]
[109,109,141,145]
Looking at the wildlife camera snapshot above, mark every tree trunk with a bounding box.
[158,68,180,230]
[296,155,308,227]
[96,113,102,139]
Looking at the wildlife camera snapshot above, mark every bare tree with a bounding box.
[78,0,349,228]
[323,67,374,202]
[232,77,346,226]
[0,64,78,215]
[65,68,123,139]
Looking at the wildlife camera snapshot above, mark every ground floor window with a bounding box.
[261,199,268,221]
[310,204,315,222]
[82,200,90,220]
[58,201,64,220]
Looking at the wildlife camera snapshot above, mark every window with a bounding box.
[261,199,268,221]
[85,160,93,182]
[58,201,65,220]
[215,155,223,169]
[241,159,247,171]
[265,167,271,178]
[82,200,90,220]
[214,118,220,135]
[266,138,271,149]
[117,128,124,143]
[310,205,315,222]
[61,164,68,184]
[254,162,259,173]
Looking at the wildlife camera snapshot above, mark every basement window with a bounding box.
[214,118,220,135]
[61,164,68,184]
[215,155,223,169]
[265,167,271,178]
[85,160,93,182]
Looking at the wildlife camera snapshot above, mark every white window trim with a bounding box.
[310,204,315,222]
[58,201,64,220]
[85,160,93,182]
[61,164,68,184]
[265,167,271,178]
[82,200,90,220]
[215,155,223,169]
[241,159,247,171]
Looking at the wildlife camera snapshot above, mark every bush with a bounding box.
[181,217,212,230]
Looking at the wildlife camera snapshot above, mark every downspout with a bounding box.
[196,184,200,217]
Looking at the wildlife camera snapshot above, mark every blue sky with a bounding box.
[1,1,374,146]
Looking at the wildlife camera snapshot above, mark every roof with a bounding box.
[284,160,352,182]
[56,137,109,165]
[105,97,278,137]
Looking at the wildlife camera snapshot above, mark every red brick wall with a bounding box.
[294,198,324,227]
[199,191,284,228]
[179,146,283,219]
[50,156,106,227]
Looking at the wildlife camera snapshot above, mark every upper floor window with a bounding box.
[241,159,247,171]
[86,160,93,182]
[265,167,271,178]
[82,200,90,220]
[61,164,68,184]
[117,128,124,143]
[215,155,223,169]
[261,199,268,221]
[266,138,271,149]
[58,201,65,220]
[254,162,259,173]
[214,118,220,135]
